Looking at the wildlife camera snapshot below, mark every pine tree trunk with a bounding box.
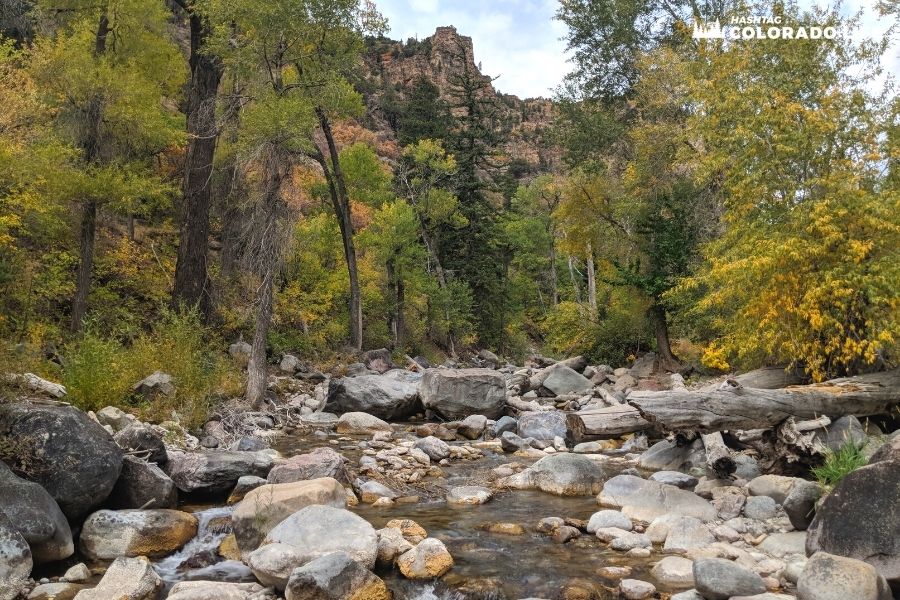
[70,201,97,332]
[549,240,558,307]
[172,11,223,318]
[568,255,582,303]
[650,302,680,371]
[317,108,362,351]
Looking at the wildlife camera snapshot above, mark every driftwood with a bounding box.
[628,370,900,433]
[566,405,652,441]
[701,431,736,478]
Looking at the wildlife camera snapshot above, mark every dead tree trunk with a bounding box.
[650,302,680,372]
[567,405,653,441]
[701,431,735,478]
[586,242,597,315]
[628,370,900,433]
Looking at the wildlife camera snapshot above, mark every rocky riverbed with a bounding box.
[1,350,898,600]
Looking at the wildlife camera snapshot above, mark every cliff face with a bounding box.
[363,26,558,173]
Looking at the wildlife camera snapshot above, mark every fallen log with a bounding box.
[566,405,652,441]
[701,431,735,478]
[628,370,900,433]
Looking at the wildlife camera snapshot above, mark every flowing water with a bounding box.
[118,426,657,599]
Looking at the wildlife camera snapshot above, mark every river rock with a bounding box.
[414,436,451,461]
[758,531,806,558]
[64,563,92,582]
[693,558,766,599]
[362,348,395,374]
[227,475,268,505]
[334,412,391,435]
[166,581,275,600]
[397,538,453,579]
[0,402,123,521]
[492,416,517,437]
[541,365,593,396]
[446,486,493,505]
[357,480,398,504]
[663,516,715,554]
[457,415,487,440]
[385,519,427,544]
[587,510,632,533]
[113,424,167,464]
[649,471,699,490]
[419,368,506,420]
[0,461,73,563]
[0,511,31,600]
[95,406,137,432]
[499,431,530,453]
[285,551,390,600]
[743,495,777,520]
[598,475,717,522]
[815,415,868,452]
[638,439,704,472]
[27,582,88,599]
[747,474,798,504]
[232,478,347,554]
[267,447,345,484]
[79,509,197,560]
[132,371,175,399]
[610,532,652,551]
[247,505,377,588]
[73,556,161,600]
[165,450,273,494]
[797,552,892,600]
[868,433,900,464]
[805,459,900,585]
[500,454,606,496]
[324,375,420,421]
[651,556,695,589]
[376,527,413,565]
[516,411,568,442]
[108,456,178,509]
[619,579,656,599]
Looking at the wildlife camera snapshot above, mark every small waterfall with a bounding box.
[153,506,253,587]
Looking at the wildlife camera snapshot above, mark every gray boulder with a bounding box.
[783,480,822,531]
[798,552,892,600]
[419,368,506,420]
[165,450,273,494]
[334,412,391,435]
[132,371,175,398]
[108,456,178,509]
[598,475,717,522]
[114,423,167,464]
[324,375,419,420]
[79,509,197,560]
[0,461,73,563]
[166,581,275,600]
[693,558,766,599]
[541,365,593,396]
[414,436,451,461]
[267,447,346,484]
[648,471,698,490]
[362,348,394,374]
[457,414,487,440]
[516,411,568,442]
[663,516,715,554]
[500,454,606,496]
[0,511,31,600]
[639,439,705,472]
[0,402,123,520]
[806,460,900,586]
[498,431,530,453]
[73,556,162,600]
[492,416,517,437]
[284,551,390,600]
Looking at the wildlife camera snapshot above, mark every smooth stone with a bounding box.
[227,475,268,505]
[610,532,652,551]
[500,453,606,496]
[165,450,272,494]
[743,495,778,520]
[79,509,197,560]
[73,556,162,600]
[457,415,488,440]
[619,579,656,599]
[663,516,715,554]
[598,475,717,522]
[446,486,493,505]
[649,471,698,490]
[166,581,274,600]
[266,447,345,485]
[0,461,73,563]
[639,439,704,472]
[797,551,892,600]
[651,556,695,589]
[693,558,767,600]
[586,510,632,533]
[396,538,454,579]
[758,532,806,558]
[516,411,568,442]
[108,456,178,510]
[492,416,517,437]
[782,480,822,531]
[284,551,390,600]
[747,475,798,504]
[334,412,392,435]
[375,527,413,565]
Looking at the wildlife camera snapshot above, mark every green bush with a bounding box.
[812,440,868,490]
[62,327,133,412]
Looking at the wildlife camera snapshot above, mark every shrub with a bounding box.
[812,440,868,490]
[61,327,133,412]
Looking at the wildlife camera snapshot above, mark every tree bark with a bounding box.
[316,108,362,351]
[549,239,558,307]
[568,255,582,303]
[566,405,652,441]
[701,431,735,478]
[245,266,274,409]
[628,370,900,433]
[650,302,680,372]
[172,10,224,317]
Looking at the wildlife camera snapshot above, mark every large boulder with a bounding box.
[166,581,275,600]
[499,454,606,496]
[247,505,377,590]
[113,424,167,465]
[0,461,73,563]
[334,412,391,435]
[639,439,705,472]
[419,368,506,420]
[797,552,892,600]
[267,447,346,484]
[0,511,31,600]
[323,375,420,420]
[516,411,568,442]
[806,460,900,586]
[0,402,123,521]
[232,478,347,554]
[165,450,273,494]
[692,558,766,600]
[73,556,162,600]
[79,509,198,560]
[108,456,178,509]
[541,365,593,396]
[285,551,390,600]
[597,475,717,522]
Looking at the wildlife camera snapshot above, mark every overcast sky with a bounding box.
[374,0,898,99]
